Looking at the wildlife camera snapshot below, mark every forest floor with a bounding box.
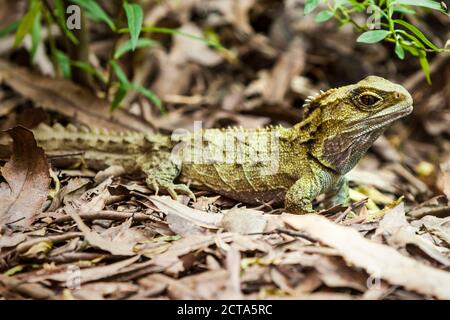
[0,0,450,300]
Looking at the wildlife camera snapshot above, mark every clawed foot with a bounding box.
[285,206,316,215]
[285,199,315,215]
[147,177,196,201]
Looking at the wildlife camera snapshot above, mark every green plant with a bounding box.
[0,0,227,111]
[305,0,450,83]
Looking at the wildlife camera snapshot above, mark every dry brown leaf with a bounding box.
[0,233,26,250]
[138,273,201,299]
[101,219,148,247]
[263,38,305,104]
[66,205,136,256]
[230,233,271,252]
[0,126,50,228]
[75,177,113,212]
[0,60,153,132]
[412,216,450,247]
[347,167,398,194]
[173,24,224,67]
[283,213,450,299]
[222,245,243,299]
[179,269,229,299]
[375,203,450,267]
[290,271,323,295]
[32,255,140,284]
[313,256,368,292]
[408,196,450,219]
[440,161,450,204]
[150,196,223,235]
[151,233,233,275]
[273,251,366,292]
[283,292,356,300]
[0,274,54,299]
[151,50,194,98]
[94,165,126,184]
[389,227,450,267]
[372,202,408,242]
[191,195,221,211]
[197,0,255,35]
[222,207,267,234]
[47,177,90,212]
[72,282,139,300]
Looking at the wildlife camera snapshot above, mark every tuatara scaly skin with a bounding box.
[32,76,413,214]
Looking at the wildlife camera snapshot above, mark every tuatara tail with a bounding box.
[32,123,170,155]
[30,123,175,172]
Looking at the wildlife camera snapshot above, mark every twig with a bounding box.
[47,252,110,264]
[42,0,70,52]
[408,206,450,219]
[249,228,318,243]
[16,232,83,253]
[48,211,163,225]
[274,228,318,243]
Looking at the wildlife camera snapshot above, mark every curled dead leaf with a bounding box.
[0,126,50,228]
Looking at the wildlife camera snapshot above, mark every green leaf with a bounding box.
[304,0,320,15]
[30,11,42,63]
[392,5,416,14]
[357,30,391,43]
[315,10,334,23]
[393,19,440,51]
[392,0,441,11]
[114,38,158,59]
[14,0,41,47]
[54,0,66,20]
[395,30,427,50]
[71,61,106,83]
[123,2,144,51]
[0,20,20,38]
[122,26,227,51]
[395,41,405,59]
[334,0,350,7]
[110,60,130,85]
[70,0,116,31]
[418,53,431,84]
[110,60,163,111]
[111,85,128,111]
[404,45,419,56]
[130,83,163,112]
[54,50,72,78]
[54,0,79,44]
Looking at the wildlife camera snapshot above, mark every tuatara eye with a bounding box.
[358,93,381,106]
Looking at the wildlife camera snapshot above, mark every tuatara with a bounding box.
[32,76,413,214]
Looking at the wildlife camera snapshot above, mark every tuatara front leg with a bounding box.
[285,169,345,214]
[323,177,349,208]
[137,153,195,200]
[285,173,324,214]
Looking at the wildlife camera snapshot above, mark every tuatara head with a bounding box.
[304,76,413,174]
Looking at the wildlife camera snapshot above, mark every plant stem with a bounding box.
[105,4,125,99]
